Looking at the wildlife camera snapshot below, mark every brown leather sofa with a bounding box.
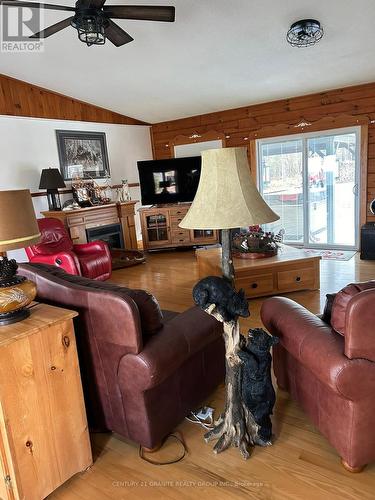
[19,263,225,449]
[261,281,375,472]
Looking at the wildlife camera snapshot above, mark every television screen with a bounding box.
[137,156,201,205]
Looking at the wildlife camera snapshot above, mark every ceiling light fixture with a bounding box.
[287,19,324,47]
[71,11,109,46]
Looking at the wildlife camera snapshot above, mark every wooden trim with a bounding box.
[31,183,140,198]
[170,130,226,157]
[249,140,257,184]
[360,124,369,228]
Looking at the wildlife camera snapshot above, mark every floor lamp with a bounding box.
[179,147,279,458]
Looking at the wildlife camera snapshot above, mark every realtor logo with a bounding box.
[1,4,44,52]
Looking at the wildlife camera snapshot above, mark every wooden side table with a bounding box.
[196,244,320,298]
[0,303,92,500]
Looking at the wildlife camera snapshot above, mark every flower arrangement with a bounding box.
[232,225,285,259]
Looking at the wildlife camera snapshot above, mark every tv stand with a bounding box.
[139,204,219,250]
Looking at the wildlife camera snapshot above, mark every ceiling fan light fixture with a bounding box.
[71,12,108,46]
[286,19,324,47]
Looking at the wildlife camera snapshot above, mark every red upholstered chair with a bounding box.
[261,281,375,473]
[26,218,112,281]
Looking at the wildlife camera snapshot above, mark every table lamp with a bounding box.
[0,190,41,325]
[179,147,279,281]
[39,168,66,211]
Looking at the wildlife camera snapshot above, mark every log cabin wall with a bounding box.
[151,82,375,223]
[0,73,147,125]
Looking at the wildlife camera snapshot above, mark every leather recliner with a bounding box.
[18,263,225,449]
[261,281,375,472]
[25,217,112,281]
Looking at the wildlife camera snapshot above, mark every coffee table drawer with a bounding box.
[236,274,274,297]
[277,267,315,290]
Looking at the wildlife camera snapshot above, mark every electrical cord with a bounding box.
[139,431,187,466]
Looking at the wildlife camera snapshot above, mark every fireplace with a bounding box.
[86,223,124,249]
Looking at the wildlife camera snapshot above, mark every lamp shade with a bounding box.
[179,147,279,229]
[0,190,41,251]
[39,168,66,190]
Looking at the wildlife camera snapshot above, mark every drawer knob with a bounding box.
[296,276,301,282]
[251,283,258,289]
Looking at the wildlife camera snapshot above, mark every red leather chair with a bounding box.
[26,218,112,281]
[261,281,375,473]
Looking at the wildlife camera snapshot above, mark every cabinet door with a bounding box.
[0,319,91,500]
[143,211,171,248]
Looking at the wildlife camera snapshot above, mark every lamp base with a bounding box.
[0,257,37,326]
[0,307,30,326]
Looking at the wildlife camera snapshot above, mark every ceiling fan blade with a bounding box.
[30,16,73,38]
[0,0,75,11]
[105,19,133,46]
[103,5,175,22]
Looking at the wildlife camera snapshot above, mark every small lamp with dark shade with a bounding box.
[0,190,41,325]
[39,168,66,211]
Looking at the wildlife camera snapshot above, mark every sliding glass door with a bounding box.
[257,128,359,250]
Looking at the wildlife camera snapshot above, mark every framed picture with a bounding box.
[56,130,110,181]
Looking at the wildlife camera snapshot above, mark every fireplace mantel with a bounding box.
[41,201,138,249]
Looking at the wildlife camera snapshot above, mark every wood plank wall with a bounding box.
[151,82,375,222]
[0,73,147,125]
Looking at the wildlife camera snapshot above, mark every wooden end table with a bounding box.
[196,244,320,298]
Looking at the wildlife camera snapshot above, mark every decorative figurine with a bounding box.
[193,276,249,322]
[239,328,279,446]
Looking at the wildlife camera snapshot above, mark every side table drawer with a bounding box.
[236,274,274,297]
[277,267,315,290]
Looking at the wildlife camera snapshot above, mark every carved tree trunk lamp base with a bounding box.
[179,147,279,458]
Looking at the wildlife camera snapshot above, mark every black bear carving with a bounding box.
[239,328,279,446]
[192,276,249,322]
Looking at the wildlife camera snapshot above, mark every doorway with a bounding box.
[257,127,360,250]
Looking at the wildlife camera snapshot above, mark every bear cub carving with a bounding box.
[193,276,249,322]
[239,328,279,446]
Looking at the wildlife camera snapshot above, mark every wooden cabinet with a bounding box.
[0,303,92,499]
[139,204,219,250]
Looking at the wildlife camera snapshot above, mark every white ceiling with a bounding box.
[1,0,375,123]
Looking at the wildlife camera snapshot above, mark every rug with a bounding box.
[303,248,357,261]
[110,249,146,270]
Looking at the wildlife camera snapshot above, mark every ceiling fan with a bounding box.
[0,1,175,46]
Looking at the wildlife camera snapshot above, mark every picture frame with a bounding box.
[56,130,110,181]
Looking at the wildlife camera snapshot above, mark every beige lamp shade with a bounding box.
[0,190,41,252]
[179,147,279,229]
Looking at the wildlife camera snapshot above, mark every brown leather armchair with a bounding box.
[19,263,225,450]
[261,282,375,472]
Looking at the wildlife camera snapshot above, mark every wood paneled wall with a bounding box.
[0,73,147,125]
[151,81,375,222]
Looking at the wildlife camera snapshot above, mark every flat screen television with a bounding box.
[137,156,201,205]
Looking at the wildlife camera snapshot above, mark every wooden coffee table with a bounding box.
[196,244,320,298]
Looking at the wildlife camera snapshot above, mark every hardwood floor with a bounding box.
[50,250,375,500]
